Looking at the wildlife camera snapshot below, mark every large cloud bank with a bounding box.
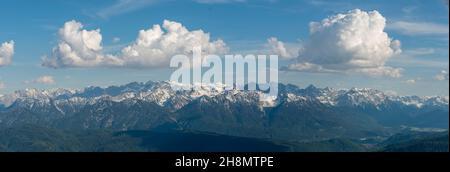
[42,20,228,68]
[288,9,402,78]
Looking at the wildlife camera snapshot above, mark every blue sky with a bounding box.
[0,0,448,96]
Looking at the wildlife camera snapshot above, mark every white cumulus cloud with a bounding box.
[288,9,403,78]
[435,70,449,81]
[120,20,228,68]
[402,79,418,84]
[42,20,122,68]
[25,75,56,85]
[0,41,14,67]
[42,20,228,68]
[267,37,300,59]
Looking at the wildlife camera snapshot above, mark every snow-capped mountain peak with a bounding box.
[0,81,448,111]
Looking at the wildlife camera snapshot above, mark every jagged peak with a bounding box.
[0,80,448,109]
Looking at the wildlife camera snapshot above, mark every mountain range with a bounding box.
[0,81,448,143]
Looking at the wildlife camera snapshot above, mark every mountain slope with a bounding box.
[0,81,448,142]
[379,131,449,152]
[0,125,370,152]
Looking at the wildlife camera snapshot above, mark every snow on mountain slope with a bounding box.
[0,81,448,112]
